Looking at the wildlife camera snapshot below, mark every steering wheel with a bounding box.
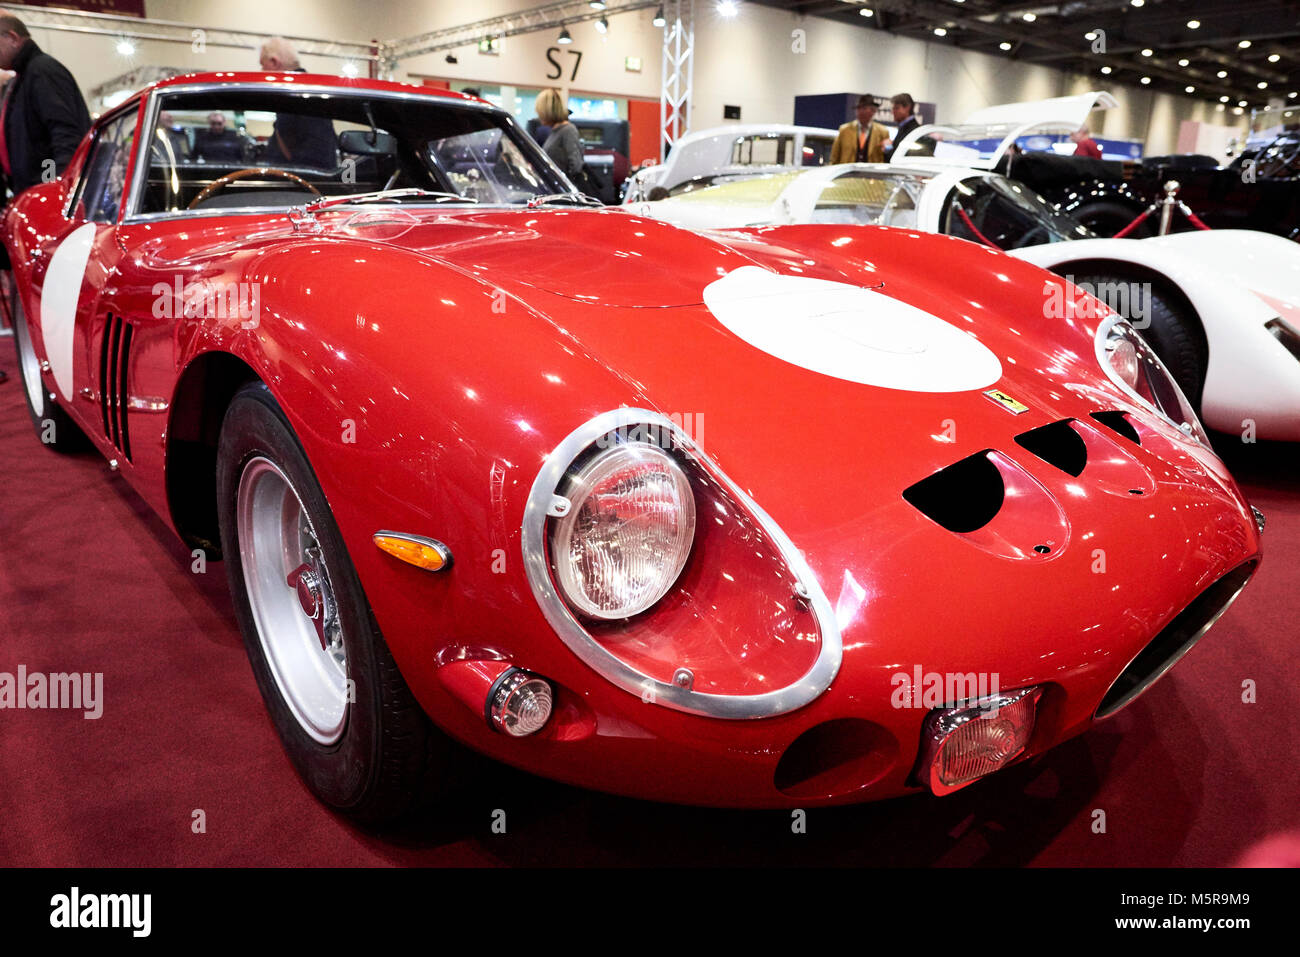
[1013,225,1052,248]
[1255,140,1300,180]
[188,167,322,209]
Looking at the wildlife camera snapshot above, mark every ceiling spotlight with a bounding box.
[934,27,947,37]
[1177,58,1189,67]
[1100,65,1113,74]
[1268,53,1280,63]
[1130,0,1144,6]
[1022,12,1036,21]
[1238,40,1251,49]
[860,8,875,17]
[589,0,606,8]
[1185,85,1195,93]
[115,38,136,56]
[445,53,458,63]
[1140,76,1151,84]
[1141,48,1153,57]
[1258,81,1268,89]
[653,5,666,26]
[717,0,739,16]
[999,40,1012,50]
[595,15,609,33]
[1219,95,1230,102]
[1187,19,1200,29]
[1291,91,1299,98]
[558,26,572,44]
[341,61,359,77]
[1238,99,1248,106]
[1217,70,1228,78]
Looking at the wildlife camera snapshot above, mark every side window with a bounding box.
[74,112,138,224]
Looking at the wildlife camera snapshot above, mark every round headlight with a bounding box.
[1097,317,1208,446]
[550,442,696,620]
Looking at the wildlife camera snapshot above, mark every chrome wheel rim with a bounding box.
[12,294,46,414]
[237,456,348,744]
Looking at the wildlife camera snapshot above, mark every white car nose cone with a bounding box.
[703,266,1003,392]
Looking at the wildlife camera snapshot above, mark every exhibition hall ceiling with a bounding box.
[754,0,1299,110]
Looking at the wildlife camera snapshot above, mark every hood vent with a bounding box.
[1014,419,1087,477]
[902,450,1004,534]
[1089,410,1140,445]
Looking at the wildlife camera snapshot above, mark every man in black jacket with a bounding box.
[0,12,91,196]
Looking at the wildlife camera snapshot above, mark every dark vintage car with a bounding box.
[1003,133,1300,240]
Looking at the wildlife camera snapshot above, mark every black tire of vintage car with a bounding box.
[1067,198,1155,238]
[216,382,452,822]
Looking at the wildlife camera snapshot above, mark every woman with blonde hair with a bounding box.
[535,87,585,182]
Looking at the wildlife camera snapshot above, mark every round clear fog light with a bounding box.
[488,668,554,737]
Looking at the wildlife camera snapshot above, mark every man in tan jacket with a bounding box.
[830,95,889,165]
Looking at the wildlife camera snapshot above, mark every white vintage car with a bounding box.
[622,123,838,203]
[631,96,1300,442]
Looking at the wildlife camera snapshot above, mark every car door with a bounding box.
[42,105,139,460]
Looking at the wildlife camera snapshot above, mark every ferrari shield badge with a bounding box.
[983,389,1030,415]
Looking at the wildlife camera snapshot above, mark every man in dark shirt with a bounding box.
[0,12,91,195]
[0,11,91,384]
[191,111,243,163]
[258,37,336,169]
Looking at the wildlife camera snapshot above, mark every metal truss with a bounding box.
[383,0,660,64]
[660,0,694,162]
[4,2,377,64]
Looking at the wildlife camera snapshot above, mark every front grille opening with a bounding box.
[903,451,1004,533]
[774,719,897,799]
[1015,419,1087,476]
[1265,318,1300,362]
[1090,410,1140,445]
[1095,560,1257,719]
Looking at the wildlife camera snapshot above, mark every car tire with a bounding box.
[1071,200,1153,238]
[216,381,451,823]
[1069,271,1208,409]
[6,273,89,452]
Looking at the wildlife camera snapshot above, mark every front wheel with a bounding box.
[216,382,450,822]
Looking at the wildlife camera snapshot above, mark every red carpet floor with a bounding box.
[1,341,1297,867]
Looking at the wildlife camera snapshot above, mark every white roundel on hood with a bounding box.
[703,266,1002,392]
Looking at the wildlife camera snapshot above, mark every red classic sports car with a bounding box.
[3,73,1262,820]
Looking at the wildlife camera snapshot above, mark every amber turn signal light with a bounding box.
[373,531,453,572]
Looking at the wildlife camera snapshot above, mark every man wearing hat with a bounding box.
[831,94,889,165]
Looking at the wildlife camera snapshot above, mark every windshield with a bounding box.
[811,170,924,227]
[139,88,568,215]
[944,174,1094,249]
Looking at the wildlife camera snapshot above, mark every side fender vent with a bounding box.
[902,450,1004,534]
[98,312,133,462]
[1015,419,1087,477]
[1090,410,1140,445]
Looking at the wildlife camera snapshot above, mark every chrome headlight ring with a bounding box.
[521,408,842,719]
[1094,314,1211,448]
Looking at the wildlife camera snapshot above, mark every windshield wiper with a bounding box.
[526,191,604,208]
[288,188,479,230]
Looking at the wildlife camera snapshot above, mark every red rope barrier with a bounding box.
[1112,208,1152,238]
[1183,208,1212,231]
[952,202,999,249]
